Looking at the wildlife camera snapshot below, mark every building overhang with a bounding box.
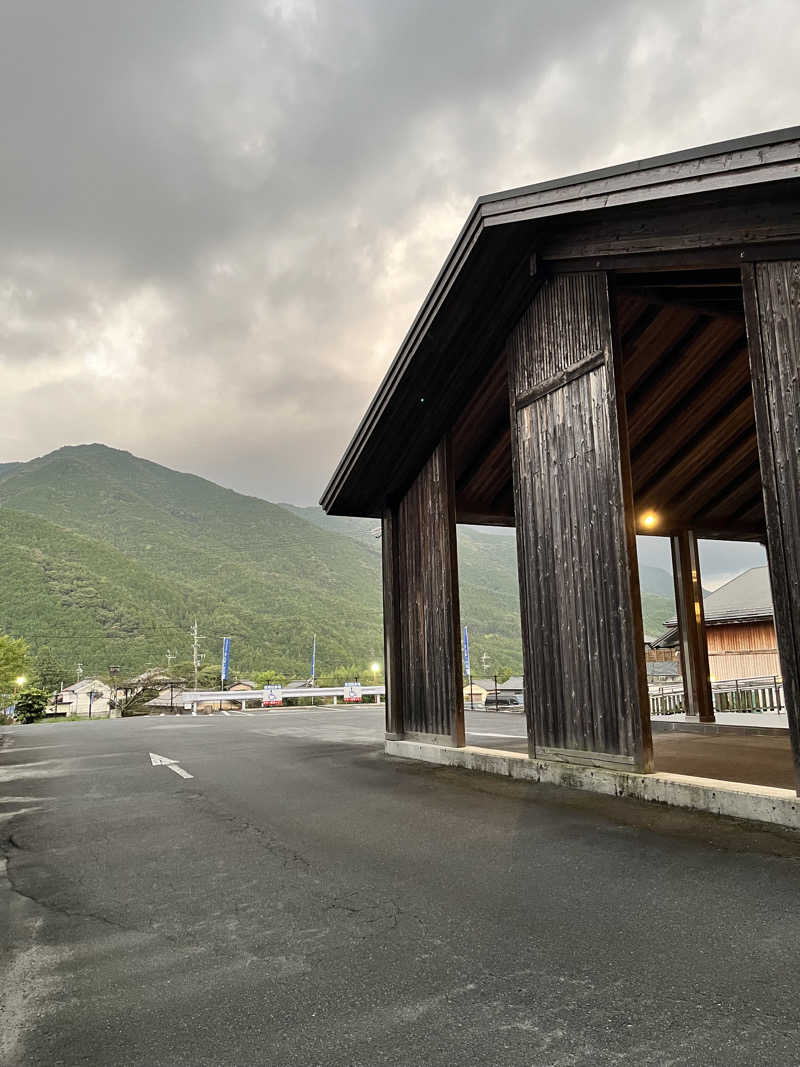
[321,126,800,520]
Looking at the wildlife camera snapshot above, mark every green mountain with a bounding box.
[282,505,675,657]
[0,445,384,679]
[0,445,676,683]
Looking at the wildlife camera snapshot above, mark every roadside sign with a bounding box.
[262,685,283,707]
[343,682,362,703]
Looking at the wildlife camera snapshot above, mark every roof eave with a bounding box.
[321,125,800,517]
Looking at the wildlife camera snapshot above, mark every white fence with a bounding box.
[181,685,385,707]
[649,675,785,716]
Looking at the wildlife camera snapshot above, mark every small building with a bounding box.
[322,126,800,797]
[658,566,779,682]
[57,679,113,718]
[228,679,256,691]
[145,685,186,713]
[646,660,681,685]
[462,678,496,704]
[499,676,524,697]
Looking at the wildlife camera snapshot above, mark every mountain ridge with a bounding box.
[0,444,676,680]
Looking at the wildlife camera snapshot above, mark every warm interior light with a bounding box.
[370,662,380,673]
[641,511,658,528]
[15,675,26,686]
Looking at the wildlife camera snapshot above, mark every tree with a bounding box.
[253,669,286,687]
[0,635,30,703]
[34,646,70,693]
[14,686,49,724]
[198,663,222,688]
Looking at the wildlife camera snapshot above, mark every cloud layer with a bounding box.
[2,0,799,502]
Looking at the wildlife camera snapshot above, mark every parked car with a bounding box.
[484,692,524,712]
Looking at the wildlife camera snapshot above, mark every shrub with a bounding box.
[14,687,49,724]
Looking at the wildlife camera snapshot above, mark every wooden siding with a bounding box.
[381,504,403,737]
[706,621,777,654]
[707,650,782,682]
[385,439,465,744]
[742,260,800,786]
[508,272,652,768]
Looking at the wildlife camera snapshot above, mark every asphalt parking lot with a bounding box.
[3,707,800,1066]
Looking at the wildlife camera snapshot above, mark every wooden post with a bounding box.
[742,261,800,791]
[508,272,652,771]
[383,439,465,747]
[381,504,404,739]
[670,530,715,723]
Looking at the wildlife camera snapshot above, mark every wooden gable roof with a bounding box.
[321,127,800,520]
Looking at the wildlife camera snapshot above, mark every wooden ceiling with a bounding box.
[451,268,766,538]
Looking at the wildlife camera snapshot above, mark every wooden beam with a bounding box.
[623,306,705,393]
[455,415,510,494]
[665,426,758,517]
[696,462,762,520]
[635,392,755,505]
[671,531,715,723]
[629,344,751,480]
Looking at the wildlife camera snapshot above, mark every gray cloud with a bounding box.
[1,0,799,502]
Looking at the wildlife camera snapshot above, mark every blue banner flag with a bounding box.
[311,634,316,681]
[221,636,231,682]
[463,626,471,679]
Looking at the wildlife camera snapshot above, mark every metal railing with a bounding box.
[181,685,385,703]
[649,675,785,716]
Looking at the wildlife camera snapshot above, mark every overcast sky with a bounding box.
[2,1,799,504]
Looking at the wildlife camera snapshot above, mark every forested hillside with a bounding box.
[0,445,676,683]
[0,446,384,679]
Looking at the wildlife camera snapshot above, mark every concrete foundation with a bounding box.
[386,739,800,831]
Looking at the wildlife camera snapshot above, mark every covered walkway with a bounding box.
[323,128,800,822]
[466,712,796,791]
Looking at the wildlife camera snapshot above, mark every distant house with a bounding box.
[57,679,113,717]
[657,566,779,681]
[145,686,186,712]
[462,678,496,704]
[228,680,256,691]
[498,676,524,697]
[646,660,681,685]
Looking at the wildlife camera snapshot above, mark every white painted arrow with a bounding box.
[149,752,193,779]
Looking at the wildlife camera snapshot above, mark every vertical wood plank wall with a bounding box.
[381,504,404,737]
[381,439,465,745]
[742,260,800,789]
[507,272,652,770]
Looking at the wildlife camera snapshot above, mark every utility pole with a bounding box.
[190,620,204,690]
[76,662,83,683]
[166,648,175,670]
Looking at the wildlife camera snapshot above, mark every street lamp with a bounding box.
[15,675,26,687]
[371,662,380,685]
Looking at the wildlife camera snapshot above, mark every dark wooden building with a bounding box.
[321,128,800,792]
[658,565,780,682]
